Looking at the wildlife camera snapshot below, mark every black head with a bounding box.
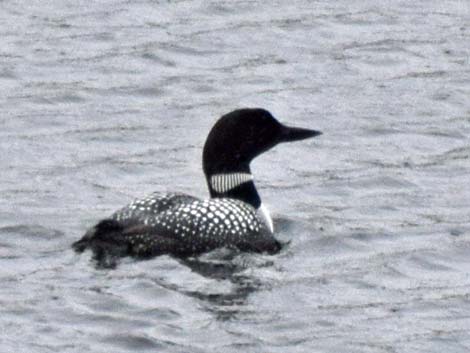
[203,108,321,176]
[202,108,321,208]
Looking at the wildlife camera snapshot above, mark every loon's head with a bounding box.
[202,108,321,212]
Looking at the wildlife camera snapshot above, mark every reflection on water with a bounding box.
[181,256,267,321]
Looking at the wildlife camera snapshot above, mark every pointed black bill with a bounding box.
[280,125,322,143]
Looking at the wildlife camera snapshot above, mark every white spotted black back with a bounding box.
[107,193,274,256]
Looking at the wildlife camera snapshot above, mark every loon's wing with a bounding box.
[72,192,197,254]
[122,219,280,258]
[72,220,186,268]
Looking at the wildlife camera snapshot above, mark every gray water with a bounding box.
[1,1,470,352]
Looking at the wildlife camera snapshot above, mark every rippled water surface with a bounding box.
[1,1,470,352]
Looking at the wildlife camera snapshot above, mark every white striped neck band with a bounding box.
[210,173,253,194]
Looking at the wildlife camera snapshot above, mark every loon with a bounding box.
[73,108,321,263]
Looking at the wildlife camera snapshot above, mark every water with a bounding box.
[1,1,470,352]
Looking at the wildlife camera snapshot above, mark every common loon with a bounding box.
[73,108,321,262]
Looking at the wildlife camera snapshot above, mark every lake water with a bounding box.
[1,1,470,352]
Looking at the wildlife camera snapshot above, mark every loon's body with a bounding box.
[73,108,321,263]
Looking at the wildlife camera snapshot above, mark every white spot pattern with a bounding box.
[109,192,273,256]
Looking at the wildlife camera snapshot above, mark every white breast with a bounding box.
[256,203,274,233]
